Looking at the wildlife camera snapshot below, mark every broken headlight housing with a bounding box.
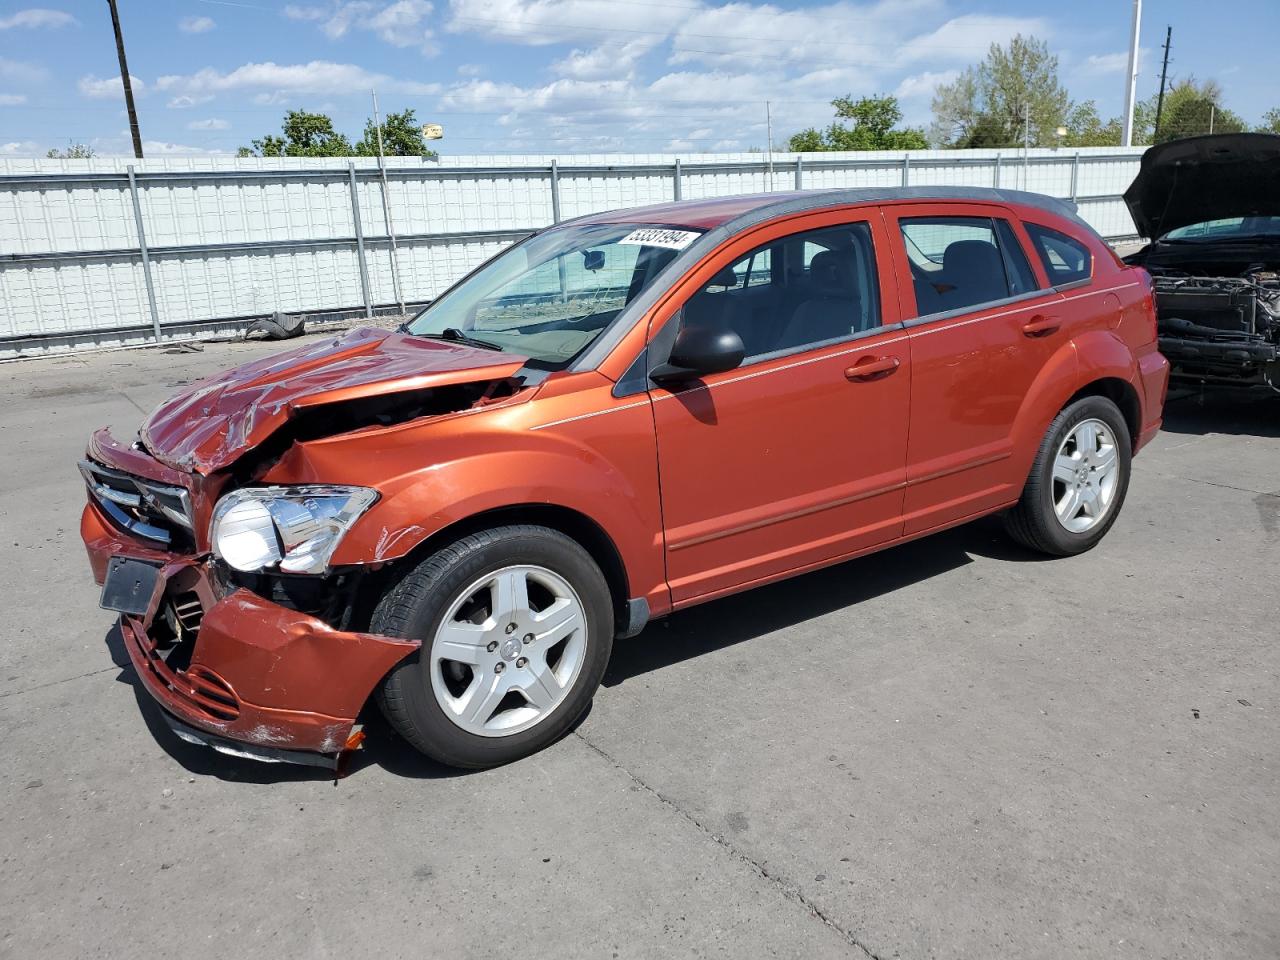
[210,486,378,575]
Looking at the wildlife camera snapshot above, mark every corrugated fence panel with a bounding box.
[0,148,1147,353]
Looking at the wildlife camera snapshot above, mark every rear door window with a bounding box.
[900,216,1036,318]
[1023,223,1093,286]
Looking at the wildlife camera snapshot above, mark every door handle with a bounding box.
[1022,314,1061,337]
[844,355,900,381]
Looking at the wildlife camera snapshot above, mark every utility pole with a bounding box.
[1153,26,1172,142]
[371,89,405,319]
[1022,102,1030,190]
[765,101,774,190]
[106,0,143,158]
[1121,0,1142,146]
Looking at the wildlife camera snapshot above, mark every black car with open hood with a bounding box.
[1123,133,1280,387]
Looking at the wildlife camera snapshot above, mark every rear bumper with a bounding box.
[1135,347,1171,453]
[83,500,418,761]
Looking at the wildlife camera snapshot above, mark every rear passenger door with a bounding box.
[881,203,1068,534]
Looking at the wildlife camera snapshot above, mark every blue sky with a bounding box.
[1,0,1277,157]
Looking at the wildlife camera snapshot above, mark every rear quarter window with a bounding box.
[1024,223,1093,286]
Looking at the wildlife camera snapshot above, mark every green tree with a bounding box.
[46,143,95,158]
[788,94,927,151]
[1258,108,1280,135]
[930,35,1072,148]
[238,108,438,159]
[1061,100,1123,147]
[354,108,438,158]
[1154,78,1245,143]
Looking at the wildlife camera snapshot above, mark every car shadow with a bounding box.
[603,514,1028,688]
[1161,385,1280,438]
[103,515,1042,782]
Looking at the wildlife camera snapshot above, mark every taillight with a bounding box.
[1133,266,1158,344]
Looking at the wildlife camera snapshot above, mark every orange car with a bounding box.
[80,188,1169,769]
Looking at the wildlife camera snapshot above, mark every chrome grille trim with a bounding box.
[79,459,194,546]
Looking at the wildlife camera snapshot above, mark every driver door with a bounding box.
[650,212,911,604]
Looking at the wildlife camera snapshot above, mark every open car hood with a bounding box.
[140,327,527,475]
[1124,133,1280,240]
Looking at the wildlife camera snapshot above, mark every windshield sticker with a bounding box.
[618,228,700,250]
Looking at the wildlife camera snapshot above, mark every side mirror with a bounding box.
[650,324,745,383]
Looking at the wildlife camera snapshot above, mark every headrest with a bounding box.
[707,267,739,288]
[942,239,1003,277]
[809,249,857,297]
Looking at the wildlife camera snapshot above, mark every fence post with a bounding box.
[673,159,682,200]
[348,162,373,319]
[126,164,162,343]
[795,155,803,190]
[1070,151,1080,202]
[549,159,562,223]
[901,154,910,187]
[993,153,1001,188]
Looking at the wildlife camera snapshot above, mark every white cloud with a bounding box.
[0,140,39,154]
[179,15,215,34]
[286,0,437,54]
[78,74,145,100]
[156,60,440,98]
[167,94,215,109]
[282,4,328,22]
[0,93,27,105]
[894,13,1048,66]
[0,8,76,30]
[552,38,655,80]
[895,69,957,101]
[1080,50,1137,76]
[140,140,230,156]
[447,0,691,46]
[457,63,483,77]
[0,57,48,84]
[187,118,230,130]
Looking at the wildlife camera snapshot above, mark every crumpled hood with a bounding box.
[1124,133,1280,239]
[141,326,527,475]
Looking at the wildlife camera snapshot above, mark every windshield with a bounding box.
[406,223,702,368]
[1163,216,1280,241]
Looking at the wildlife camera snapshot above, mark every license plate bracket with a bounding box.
[100,556,162,615]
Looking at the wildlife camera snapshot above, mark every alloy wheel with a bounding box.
[1051,417,1121,534]
[428,565,587,737]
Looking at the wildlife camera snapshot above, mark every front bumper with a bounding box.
[83,499,418,762]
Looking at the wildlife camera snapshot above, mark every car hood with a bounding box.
[140,326,528,475]
[1124,133,1280,239]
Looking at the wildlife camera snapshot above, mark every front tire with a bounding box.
[1004,395,1132,556]
[373,525,613,769]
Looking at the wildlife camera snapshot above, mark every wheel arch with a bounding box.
[1064,377,1142,450]
[357,503,634,637]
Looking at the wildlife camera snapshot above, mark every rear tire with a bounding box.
[1004,395,1132,556]
[373,525,613,769]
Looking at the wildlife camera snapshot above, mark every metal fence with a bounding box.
[0,147,1146,358]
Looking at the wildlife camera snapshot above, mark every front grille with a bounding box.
[79,459,194,550]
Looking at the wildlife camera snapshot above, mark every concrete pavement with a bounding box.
[1,337,1277,959]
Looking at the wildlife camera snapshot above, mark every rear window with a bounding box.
[1024,224,1092,286]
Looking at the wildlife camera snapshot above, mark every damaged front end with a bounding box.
[1122,133,1280,388]
[1143,268,1280,387]
[80,326,537,767]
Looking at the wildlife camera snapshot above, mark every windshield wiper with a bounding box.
[416,327,504,351]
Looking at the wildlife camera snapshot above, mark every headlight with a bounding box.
[210,485,378,575]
